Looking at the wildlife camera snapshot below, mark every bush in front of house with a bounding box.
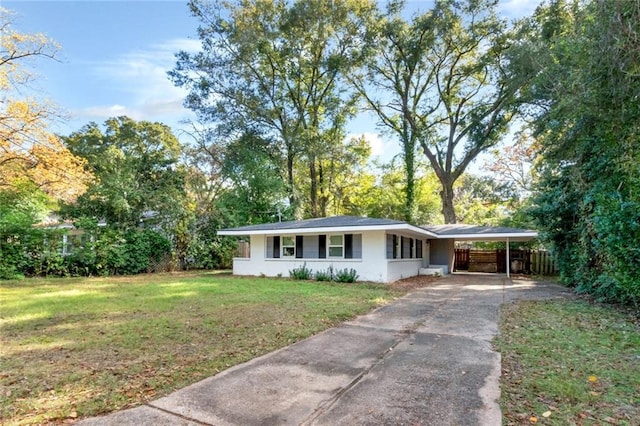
[314,266,334,282]
[289,264,359,283]
[289,263,313,280]
[334,268,359,283]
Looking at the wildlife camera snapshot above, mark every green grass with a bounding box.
[496,299,640,425]
[0,272,403,425]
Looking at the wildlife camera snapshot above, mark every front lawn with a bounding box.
[0,272,403,425]
[496,299,640,425]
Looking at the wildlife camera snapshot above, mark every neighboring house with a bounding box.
[218,216,537,283]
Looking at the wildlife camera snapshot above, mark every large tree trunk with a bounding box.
[440,180,457,224]
[309,157,319,217]
[286,151,297,214]
[403,142,416,223]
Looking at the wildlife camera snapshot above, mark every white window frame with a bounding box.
[282,236,295,258]
[327,234,344,258]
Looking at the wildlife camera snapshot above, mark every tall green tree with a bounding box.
[355,0,526,223]
[525,0,640,305]
[170,0,376,218]
[62,116,186,230]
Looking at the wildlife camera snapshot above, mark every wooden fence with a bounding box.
[454,248,558,275]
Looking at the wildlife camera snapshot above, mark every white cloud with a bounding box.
[78,38,200,124]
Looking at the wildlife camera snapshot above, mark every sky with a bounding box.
[4,0,542,161]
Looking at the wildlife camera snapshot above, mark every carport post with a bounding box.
[506,237,510,278]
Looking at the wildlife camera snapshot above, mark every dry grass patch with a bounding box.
[1,272,404,425]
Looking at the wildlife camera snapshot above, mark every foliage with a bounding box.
[333,267,359,283]
[0,184,55,279]
[453,174,510,226]
[0,272,399,424]
[355,0,528,223]
[354,160,442,225]
[314,266,334,282]
[524,0,640,306]
[0,8,91,201]
[170,0,377,217]
[61,116,185,230]
[289,263,313,280]
[496,299,640,424]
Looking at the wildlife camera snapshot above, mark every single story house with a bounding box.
[218,216,538,283]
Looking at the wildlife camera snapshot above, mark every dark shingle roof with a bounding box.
[421,224,537,236]
[221,215,406,232]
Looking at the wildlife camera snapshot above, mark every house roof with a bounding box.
[218,216,538,241]
[422,224,538,241]
[218,215,438,237]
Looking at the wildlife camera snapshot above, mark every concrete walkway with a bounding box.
[78,274,570,426]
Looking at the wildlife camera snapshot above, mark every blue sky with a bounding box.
[5,0,541,160]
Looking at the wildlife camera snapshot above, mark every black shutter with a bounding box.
[319,235,326,258]
[416,239,423,258]
[345,234,353,259]
[410,238,414,258]
[273,236,280,258]
[295,235,303,258]
[401,236,406,258]
[392,235,397,259]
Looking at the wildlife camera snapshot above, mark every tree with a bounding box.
[453,174,510,226]
[294,135,372,217]
[0,8,91,201]
[356,0,526,223]
[525,0,640,305]
[62,117,186,231]
[355,159,442,225]
[170,0,376,218]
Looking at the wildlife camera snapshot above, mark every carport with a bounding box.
[422,225,538,278]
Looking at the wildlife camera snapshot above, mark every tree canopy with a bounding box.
[62,117,185,230]
[170,0,377,218]
[355,0,526,223]
[0,7,91,202]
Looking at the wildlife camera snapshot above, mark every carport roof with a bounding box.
[422,224,538,241]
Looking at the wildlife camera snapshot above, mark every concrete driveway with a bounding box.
[78,274,570,426]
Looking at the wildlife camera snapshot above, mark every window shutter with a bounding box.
[344,234,353,259]
[318,235,326,258]
[416,239,423,258]
[295,235,303,258]
[392,235,397,259]
[401,236,406,258]
[273,236,280,258]
[410,238,414,258]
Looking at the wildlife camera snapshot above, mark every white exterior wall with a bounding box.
[232,231,390,282]
[386,259,423,282]
[231,230,432,283]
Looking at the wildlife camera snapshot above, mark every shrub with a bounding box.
[289,263,313,280]
[334,268,359,283]
[315,266,334,282]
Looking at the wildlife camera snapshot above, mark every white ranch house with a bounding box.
[218,216,538,283]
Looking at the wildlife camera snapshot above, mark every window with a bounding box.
[282,236,295,257]
[328,234,343,258]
